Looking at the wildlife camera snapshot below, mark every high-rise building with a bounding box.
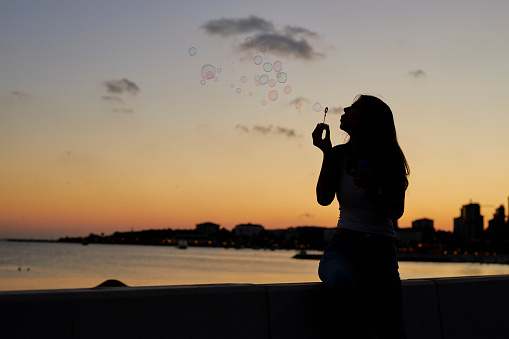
[412,218,434,232]
[454,202,484,242]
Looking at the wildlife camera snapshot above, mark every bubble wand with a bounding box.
[322,107,328,124]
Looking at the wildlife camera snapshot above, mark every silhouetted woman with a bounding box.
[312,95,409,339]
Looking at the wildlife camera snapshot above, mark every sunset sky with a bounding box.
[1,1,508,239]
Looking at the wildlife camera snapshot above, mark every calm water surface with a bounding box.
[2,240,509,291]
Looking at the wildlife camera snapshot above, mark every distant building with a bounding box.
[412,218,434,232]
[486,205,507,240]
[233,223,264,238]
[195,222,220,236]
[454,202,484,242]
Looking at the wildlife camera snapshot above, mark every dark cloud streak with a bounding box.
[103,78,140,95]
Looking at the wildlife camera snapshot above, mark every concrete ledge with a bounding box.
[1,275,509,339]
[0,284,269,339]
[435,275,509,339]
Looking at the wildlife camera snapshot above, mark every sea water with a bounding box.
[2,240,509,291]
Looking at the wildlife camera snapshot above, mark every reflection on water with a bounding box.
[2,240,509,291]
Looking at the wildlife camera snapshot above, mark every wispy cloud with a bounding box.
[329,106,343,114]
[5,90,30,103]
[101,95,124,103]
[202,16,275,36]
[408,69,426,78]
[202,15,324,60]
[112,108,134,114]
[103,78,140,95]
[236,124,300,138]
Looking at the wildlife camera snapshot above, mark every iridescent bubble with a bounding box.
[263,63,272,72]
[295,101,303,109]
[260,43,268,52]
[254,55,263,65]
[239,58,244,62]
[231,83,235,88]
[200,79,206,85]
[214,77,218,82]
[277,72,287,83]
[254,75,260,81]
[236,88,241,93]
[268,90,278,101]
[217,68,222,73]
[245,37,255,47]
[273,61,282,72]
[240,76,247,83]
[201,64,216,80]
[259,74,269,85]
[188,47,197,56]
[261,99,267,105]
[312,102,324,112]
[284,86,292,94]
[248,91,253,96]
[269,79,276,87]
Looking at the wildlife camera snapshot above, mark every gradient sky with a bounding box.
[1,0,508,239]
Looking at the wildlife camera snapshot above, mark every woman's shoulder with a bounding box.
[331,143,348,156]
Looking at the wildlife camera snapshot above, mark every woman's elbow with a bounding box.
[316,195,334,206]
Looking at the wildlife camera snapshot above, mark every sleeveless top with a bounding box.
[336,150,396,238]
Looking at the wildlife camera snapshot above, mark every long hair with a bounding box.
[353,94,410,189]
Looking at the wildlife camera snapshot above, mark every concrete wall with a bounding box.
[1,275,508,339]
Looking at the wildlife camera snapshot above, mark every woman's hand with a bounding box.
[312,123,332,152]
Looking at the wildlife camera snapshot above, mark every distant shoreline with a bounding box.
[7,238,509,265]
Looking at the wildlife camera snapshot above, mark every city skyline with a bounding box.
[2,1,509,238]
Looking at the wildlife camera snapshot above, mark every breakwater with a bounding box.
[1,275,508,339]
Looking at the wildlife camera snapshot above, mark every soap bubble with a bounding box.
[239,58,244,62]
[312,102,325,111]
[263,63,272,72]
[254,55,263,65]
[254,75,260,81]
[236,88,241,93]
[217,68,222,73]
[255,80,261,87]
[261,99,267,105]
[245,37,255,47]
[295,101,303,109]
[201,64,216,80]
[268,90,278,101]
[260,43,268,52]
[269,79,276,87]
[214,77,218,82]
[249,91,253,96]
[200,79,206,85]
[231,83,235,88]
[273,61,282,72]
[188,47,197,56]
[259,74,269,85]
[284,86,292,94]
[276,72,287,83]
[240,76,247,83]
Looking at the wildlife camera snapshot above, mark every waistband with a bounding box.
[335,227,395,244]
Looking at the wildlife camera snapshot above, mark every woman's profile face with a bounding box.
[340,101,367,135]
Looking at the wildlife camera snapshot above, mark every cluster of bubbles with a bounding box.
[189,41,326,114]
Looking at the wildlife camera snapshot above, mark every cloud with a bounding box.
[202,15,323,60]
[103,78,140,95]
[202,16,275,36]
[101,95,124,103]
[4,91,30,103]
[235,124,249,133]
[408,69,426,78]
[237,124,300,138]
[329,106,343,114]
[299,213,314,218]
[252,33,321,59]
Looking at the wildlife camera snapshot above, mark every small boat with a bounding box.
[178,240,188,249]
